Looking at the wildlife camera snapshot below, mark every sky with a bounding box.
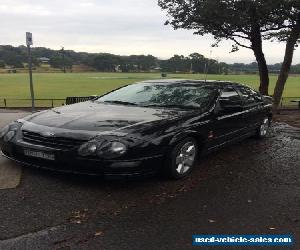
[1,0,300,64]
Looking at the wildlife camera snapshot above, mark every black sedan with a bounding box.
[0,80,272,179]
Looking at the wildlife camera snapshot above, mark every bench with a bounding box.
[290,100,300,109]
[65,96,98,105]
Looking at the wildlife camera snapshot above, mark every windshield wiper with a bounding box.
[103,100,137,106]
[143,104,198,109]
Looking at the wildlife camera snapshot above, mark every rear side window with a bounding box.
[238,86,262,105]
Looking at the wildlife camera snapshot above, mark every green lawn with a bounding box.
[0,72,299,105]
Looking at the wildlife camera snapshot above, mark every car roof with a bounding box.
[139,79,246,88]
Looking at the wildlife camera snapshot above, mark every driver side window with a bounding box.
[219,87,243,114]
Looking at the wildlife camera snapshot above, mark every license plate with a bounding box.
[24,149,55,161]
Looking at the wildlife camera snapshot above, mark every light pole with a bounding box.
[26,32,35,112]
[204,50,212,82]
[61,47,66,73]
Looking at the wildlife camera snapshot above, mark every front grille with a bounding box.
[22,130,86,150]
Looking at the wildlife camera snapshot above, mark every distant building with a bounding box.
[38,57,50,63]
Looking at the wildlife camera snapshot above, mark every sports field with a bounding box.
[0,73,299,107]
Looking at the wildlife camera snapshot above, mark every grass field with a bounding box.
[0,72,299,107]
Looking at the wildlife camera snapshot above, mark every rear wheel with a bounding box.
[256,117,271,139]
[165,137,198,179]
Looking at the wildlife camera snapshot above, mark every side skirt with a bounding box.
[201,130,257,156]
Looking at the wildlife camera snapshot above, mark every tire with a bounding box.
[164,137,198,180]
[256,117,271,139]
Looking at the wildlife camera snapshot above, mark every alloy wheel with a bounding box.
[260,118,270,136]
[175,141,196,175]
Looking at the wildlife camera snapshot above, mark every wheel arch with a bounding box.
[169,130,207,152]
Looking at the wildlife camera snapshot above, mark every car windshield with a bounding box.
[96,82,218,109]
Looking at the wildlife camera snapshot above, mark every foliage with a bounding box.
[0,60,5,68]
[91,54,120,71]
[49,54,73,69]
[158,0,296,95]
[158,0,288,50]
[0,45,228,74]
[2,45,300,74]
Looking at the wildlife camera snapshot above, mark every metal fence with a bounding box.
[0,96,96,109]
[0,97,299,109]
[0,98,66,108]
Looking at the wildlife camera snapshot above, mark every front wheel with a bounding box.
[256,117,271,139]
[165,137,198,179]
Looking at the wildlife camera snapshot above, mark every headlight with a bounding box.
[0,125,9,139]
[4,131,16,142]
[97,141,127,159]
[9,122,22,131]
[0,122,22,142]
[78,141,98,157]
[78,140,127,159]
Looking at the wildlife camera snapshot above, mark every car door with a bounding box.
[236,86,265,130]
[208,86,247,149]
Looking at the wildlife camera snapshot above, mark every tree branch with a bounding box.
[261,25,291,32]
[232,33,249,39]
[229,37,252,49]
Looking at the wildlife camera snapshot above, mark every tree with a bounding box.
[49,54,73,70]
[272,2,300,111]
[31,57,40,67]
[158,0,289,95]
[49,55,62,68]
[7,55,24,68]
[0,60,5,68]
[159,53,226,73]
[291,64,300,74]
[188,53,206,73]
[169,55,190,72]
[92,54,120,72]
[160,55,188,72]
[120,55,157,72]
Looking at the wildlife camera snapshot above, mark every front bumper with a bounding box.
[0,140,164,178]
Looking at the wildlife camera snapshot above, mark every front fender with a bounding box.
[169,130,207,148]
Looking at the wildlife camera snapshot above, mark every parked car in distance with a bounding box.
[0,80,272,179]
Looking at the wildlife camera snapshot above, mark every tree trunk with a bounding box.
[250,25,269,95]
[273,22,300,112]
[254,50,269,95]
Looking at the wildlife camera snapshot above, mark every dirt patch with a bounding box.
[274,110,300,128]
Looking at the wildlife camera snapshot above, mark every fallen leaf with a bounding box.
[69,210,89,224]
[95,231,103,236]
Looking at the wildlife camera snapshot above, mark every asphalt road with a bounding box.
[0,112,299,250]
